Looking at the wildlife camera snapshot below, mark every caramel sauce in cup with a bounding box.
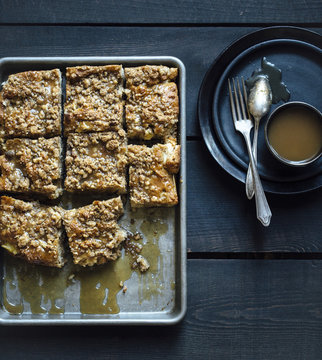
[265,102,322,166]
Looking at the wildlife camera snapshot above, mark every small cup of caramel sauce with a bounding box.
[265,102,322,166]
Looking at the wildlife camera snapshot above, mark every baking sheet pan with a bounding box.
[0,56,186,325]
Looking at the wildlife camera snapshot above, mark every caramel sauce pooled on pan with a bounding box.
[138,219,168,303]
[3,254,72,315]
[2,215,169,315]
[77,254,132,314]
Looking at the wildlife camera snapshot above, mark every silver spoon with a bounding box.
[245,75,272,199]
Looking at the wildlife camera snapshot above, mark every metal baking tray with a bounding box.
[0,56,186,325]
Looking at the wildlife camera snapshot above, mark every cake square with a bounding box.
[0,196,66,268]
[0,137,62,199]
[128,139,180,207]
[64,65,124,134]
[63,197,127,267]
[0,69,62,138]
[125,65,179,141]
[64,130,127,194]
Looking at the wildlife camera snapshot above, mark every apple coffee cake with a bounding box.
[64,65,124,134]
[64,130,127,194]
[0,69,62,138]
[125,65,179,141]
[0,196,66,268]
[63,197,127,267]
[0,137,62,199]
[128,139,180,207]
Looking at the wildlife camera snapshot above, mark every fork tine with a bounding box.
[237,78,247,119]
[232,78,242,120]
[241,77,251,119]
[228,79,237,124]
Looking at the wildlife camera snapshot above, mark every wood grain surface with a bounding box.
[0,260,322,360]
[187,141,322,253]
[0,0,321,24]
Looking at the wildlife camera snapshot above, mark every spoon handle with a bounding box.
[245,119,259,199]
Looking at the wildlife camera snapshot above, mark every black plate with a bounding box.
[198,26,322,194]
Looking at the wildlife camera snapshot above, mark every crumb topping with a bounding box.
[135,255,150,273]
[124,232,149,273]
[128,139,180,207]
[0,196,66,268]
[63,197,126,267]
[125,65,178,87]
[0,137,62,199]
[64,65,124,134]
[64,130,127,194]
[0,69,61,137]
[125,66,179,141]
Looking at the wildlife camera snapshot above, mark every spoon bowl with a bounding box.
[248,75,272,119]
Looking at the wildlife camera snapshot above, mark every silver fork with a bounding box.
[228,78,272,227]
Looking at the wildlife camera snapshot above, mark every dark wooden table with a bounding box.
[0,1,321,359]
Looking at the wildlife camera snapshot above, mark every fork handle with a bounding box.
[245,118,259,199]
[243,130,272,227]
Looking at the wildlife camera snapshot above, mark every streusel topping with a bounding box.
[0,196,66,268]
[0,69,62,137]
[64,65,124,134]
[125,65,179,141]
[63,197,126,266]
[65,130,127,194]
[128,139,180,207]
[0,137,62,199]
